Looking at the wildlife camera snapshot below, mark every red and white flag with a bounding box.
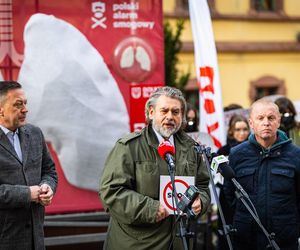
[189,0,225,148]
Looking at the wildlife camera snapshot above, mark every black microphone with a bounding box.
[211,155,249,199]
[158,140,175,169]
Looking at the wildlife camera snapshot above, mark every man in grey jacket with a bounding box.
[0,81,58,250]
[100,86,210,250]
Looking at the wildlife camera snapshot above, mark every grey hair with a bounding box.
[145,86,187,128]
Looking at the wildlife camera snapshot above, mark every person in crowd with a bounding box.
[184,104,216,152]
[275,96,300,146]
[185,104,199,133]
[224,99,300,250]
[216,114,250,250]
[0,81,58,250]
[218,114,250,156]
[99,86,210,250]
[223,103,243,112]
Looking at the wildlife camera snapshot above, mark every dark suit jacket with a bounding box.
[0,124,58,250]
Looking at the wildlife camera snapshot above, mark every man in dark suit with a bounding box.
[0,81,58,250]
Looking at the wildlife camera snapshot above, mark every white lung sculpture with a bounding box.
[18,14,130,191]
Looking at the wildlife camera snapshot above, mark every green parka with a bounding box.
[99,125,210,250]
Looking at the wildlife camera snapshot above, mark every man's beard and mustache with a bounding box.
[152,118,181,138]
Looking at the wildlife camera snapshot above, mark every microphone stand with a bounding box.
[233,181,280,250]
[167,161,190,250]
[194,144,234,250]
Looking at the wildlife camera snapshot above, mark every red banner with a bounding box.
[129,83,164,131]
[0,0,164,214]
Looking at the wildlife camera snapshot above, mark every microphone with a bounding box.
[211,155,235,180]
[211,155,249,199]
[158,140,175,169]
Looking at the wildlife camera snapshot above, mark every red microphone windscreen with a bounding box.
[158,140,175,159]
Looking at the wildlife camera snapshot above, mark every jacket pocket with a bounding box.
[117,220,160,241]
[183,160,196,176]
[135,161,159,198]
[271,168,294,194]
[236,168,256,194]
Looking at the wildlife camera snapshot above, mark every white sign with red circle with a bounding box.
[159,175,195,214]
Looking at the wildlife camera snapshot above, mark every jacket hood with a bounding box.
[248,129,291,152]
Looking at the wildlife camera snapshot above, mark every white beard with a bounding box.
[152,119,180,138]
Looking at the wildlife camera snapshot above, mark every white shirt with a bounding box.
[0,125,23,161]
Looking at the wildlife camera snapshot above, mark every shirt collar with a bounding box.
[0,125,19,135]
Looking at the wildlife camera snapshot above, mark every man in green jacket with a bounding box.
[99,86,210,250]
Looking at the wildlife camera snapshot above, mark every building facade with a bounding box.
[164,0,300,108]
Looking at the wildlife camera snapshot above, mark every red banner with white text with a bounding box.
[0,0,164,214]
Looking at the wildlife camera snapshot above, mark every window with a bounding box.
[255,0,275,12]
[250,0,283,14]
[175,0,216,15]
[249,75,286,102]
[255,86,278,99]
[174,0,188,14]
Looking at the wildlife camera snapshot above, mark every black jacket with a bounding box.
[224,130,300,250]
[217,138,240,156]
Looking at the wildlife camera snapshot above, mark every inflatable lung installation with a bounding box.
[19,14,130,191]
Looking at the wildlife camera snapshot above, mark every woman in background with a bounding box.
[218,114,250,155]
[275,96,300,146]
